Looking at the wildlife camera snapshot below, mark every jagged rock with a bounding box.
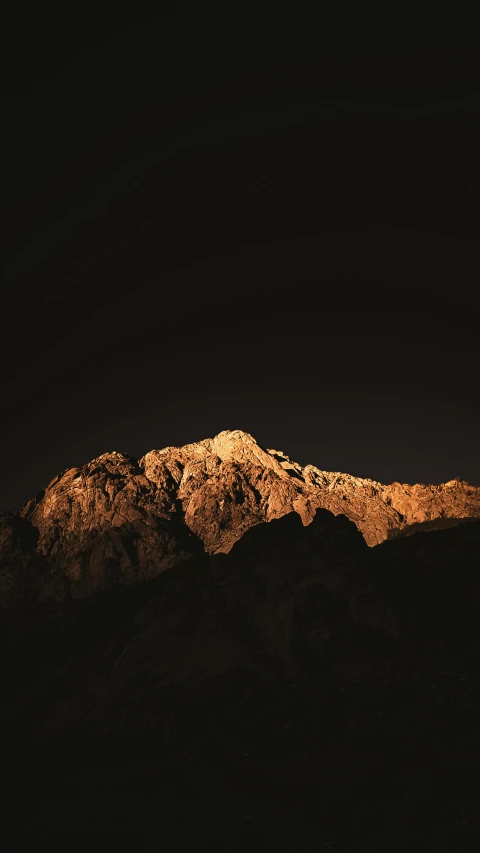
[140,430,480,550]
[15,451,202,600]
[1,429,478,604]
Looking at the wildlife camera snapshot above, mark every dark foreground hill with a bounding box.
[1,506,479,852]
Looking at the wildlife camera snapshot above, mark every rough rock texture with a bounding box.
[1,429,479,604]
[140,429,480,549]
[13,452,203,601]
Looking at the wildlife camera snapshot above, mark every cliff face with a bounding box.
[1,429,478,603]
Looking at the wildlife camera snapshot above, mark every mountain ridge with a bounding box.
[1,432,479,848]
[22,428,480,542]
[1,428,478,605]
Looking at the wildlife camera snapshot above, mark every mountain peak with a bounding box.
[1,430,479,605]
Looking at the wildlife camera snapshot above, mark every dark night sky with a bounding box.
[2,10,479,511]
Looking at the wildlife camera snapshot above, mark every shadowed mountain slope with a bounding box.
[1,477,479,850]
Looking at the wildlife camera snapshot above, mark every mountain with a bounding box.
[1,430,478,607]
[1,499,479,850]
[1,431,479,848]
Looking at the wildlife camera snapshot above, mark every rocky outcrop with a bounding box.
[1,429,478,603]
[140,430,480,549]
[12,452,202,601]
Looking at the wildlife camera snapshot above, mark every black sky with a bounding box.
[2,10,479,511]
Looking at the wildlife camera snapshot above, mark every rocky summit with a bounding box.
[1,429,478,605]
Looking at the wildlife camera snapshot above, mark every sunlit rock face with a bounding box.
[18,452,202,597]
[1,429,478,602]
[140,429,479,549]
